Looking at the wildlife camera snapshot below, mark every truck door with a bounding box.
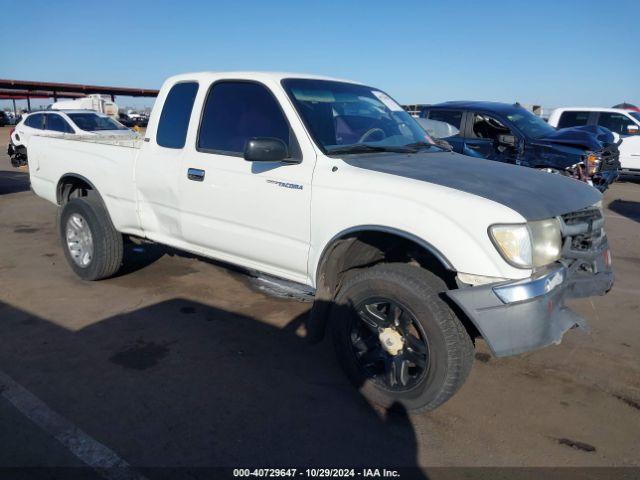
[463,112,518,163]
[179,80,315,283]
[134,81,200,242]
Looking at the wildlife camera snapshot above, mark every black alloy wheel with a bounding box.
[350,298,429,391]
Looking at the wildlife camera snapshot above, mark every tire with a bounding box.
[331,263,474,412]
[10,146,27,168]
[58,195,123,280]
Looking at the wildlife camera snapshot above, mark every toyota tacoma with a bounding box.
[26,72,613,411]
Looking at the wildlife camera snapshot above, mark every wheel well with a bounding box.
[56,175,95,206]
[307,229,478,343]
[317,230,456,297]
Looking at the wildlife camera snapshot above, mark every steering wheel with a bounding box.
[358,127,386,143]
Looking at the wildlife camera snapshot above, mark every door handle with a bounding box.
[187,168,205,181]
[467,144,482,150]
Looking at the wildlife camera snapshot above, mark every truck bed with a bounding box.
[28,133,144,236]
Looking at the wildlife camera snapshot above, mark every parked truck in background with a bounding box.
[52,94,119,119]
[548,107,640,177]
[26,72,613,411]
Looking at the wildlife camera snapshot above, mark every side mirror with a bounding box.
[433,138,453,151]
[498,134,517,147]
[627,124,639,135]
[244,137,291,163]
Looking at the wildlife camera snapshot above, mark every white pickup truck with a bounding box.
[548,107,640,176]
[28,72,613,411]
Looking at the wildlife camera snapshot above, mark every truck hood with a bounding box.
[532,125,615,151]
[341,151,601,221]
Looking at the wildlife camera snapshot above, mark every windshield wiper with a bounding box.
[327,144,414,155]
[403,141,450,152]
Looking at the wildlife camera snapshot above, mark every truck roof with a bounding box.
[428,101,524,113]
[164,71,363,85]
[551,107,636,114]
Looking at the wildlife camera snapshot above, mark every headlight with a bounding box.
[489,219,562,269]
[585,151,601,175]
[593,200,604,215]
[489,224,532,268]
[529,218,562,267]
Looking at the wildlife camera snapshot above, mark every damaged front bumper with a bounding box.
[447,237,613,357]
[592,169,619,192]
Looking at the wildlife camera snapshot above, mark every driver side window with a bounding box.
[597,112,636,136]
[470,113,512,140]
[198,81,292,156]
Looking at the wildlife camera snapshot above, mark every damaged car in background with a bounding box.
[418,101,621,191]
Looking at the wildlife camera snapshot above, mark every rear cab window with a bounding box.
[557,111,589,129]
[197,81,295,157]
[156,82,199,149]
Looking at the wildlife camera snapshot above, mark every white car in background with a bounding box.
[548,107,640,175]
[8,110,136,167]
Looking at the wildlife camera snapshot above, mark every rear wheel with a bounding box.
[59,196,123,280]
[331,263,474,412]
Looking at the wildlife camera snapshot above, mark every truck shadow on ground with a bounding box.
[0,170,30,196]
[0,299,427,479]
[608,199,640,223]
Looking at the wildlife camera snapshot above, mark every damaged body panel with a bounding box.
[448,206,613,356]
[341,151,601,221]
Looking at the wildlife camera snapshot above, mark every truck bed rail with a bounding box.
[34,132,143,149]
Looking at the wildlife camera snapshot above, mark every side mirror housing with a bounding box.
[433,138,453,151]
[244,137,292,163]
[498,134,517,147]
[627,124,639,135]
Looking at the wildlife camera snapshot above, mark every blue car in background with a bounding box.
[419,101,620,192]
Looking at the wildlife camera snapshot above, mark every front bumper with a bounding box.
[448,237,613,357]
[592,169,619,192]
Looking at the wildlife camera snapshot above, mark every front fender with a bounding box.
[524,143,583,170]
[308,189,531,287]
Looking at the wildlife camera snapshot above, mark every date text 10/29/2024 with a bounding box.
[233,469,401,478]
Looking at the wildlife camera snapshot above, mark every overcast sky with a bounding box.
[2,0,638,111]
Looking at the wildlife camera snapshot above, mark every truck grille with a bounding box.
[560,207,604,258]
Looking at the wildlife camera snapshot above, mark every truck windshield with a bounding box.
[282,79,435,154]
[505,110,556,139]
[66,113,128,132]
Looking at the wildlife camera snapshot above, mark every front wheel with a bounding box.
[331,263,474,412]
[59,196,123,280]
